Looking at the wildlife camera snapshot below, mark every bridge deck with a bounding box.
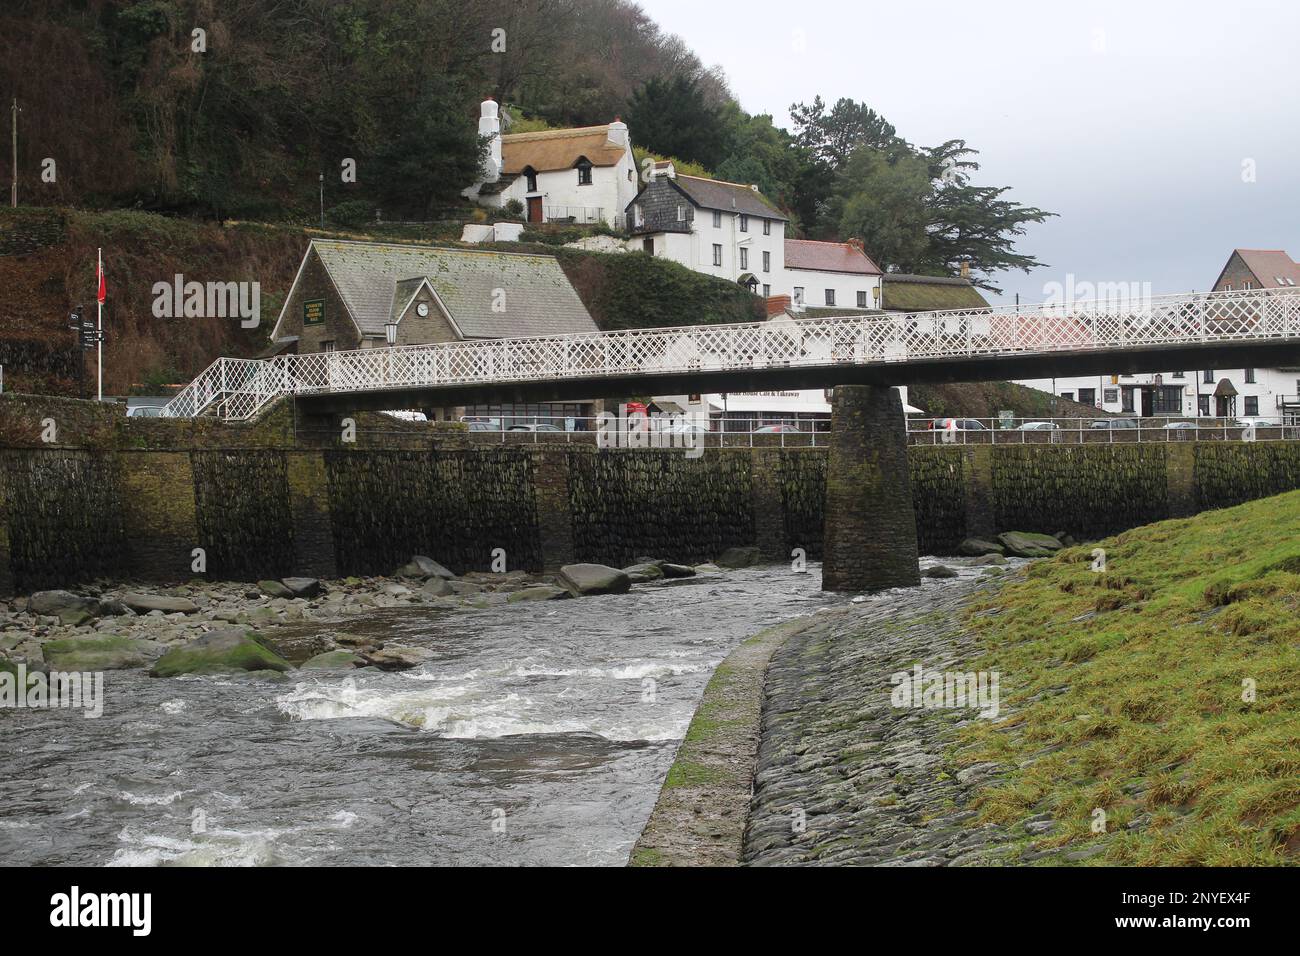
[162,289,1300,421]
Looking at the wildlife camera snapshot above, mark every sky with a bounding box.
[636,0,1300,304]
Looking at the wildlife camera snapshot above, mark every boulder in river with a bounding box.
[122,592,200,615]
[27,590,97,618]
[715,546,763,569]
[42,635,159,671]
[622,563,664,583]
[660,563,697,579]
[557,564,631,597]
[361,646,435,671]
[998,532,1065,558]
[281,577,323,598]
[301,649,364,670]
[421,578,455,597]
[258,580,295,599]
[150,628,292,678]
[922,565,959,579]
[957,537,1005,557]
[395,555,455,580]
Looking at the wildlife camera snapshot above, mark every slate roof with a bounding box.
[881,274,991,312]
[501,126,626,174]
[306,240,597,339]
[785,239,882,275]
[672,175,788,220]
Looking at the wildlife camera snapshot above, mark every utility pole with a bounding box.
[10,98,19,208]
[319,172,325,228]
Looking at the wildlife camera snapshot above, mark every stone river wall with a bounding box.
[3,395,1300,594]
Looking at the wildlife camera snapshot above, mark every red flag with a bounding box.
[96,257,106,304]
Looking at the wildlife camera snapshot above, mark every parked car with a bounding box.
[1016,421,1059,431]
[1088,418,1139,429]
[1234,417,1279,428]
[753,423,804,433]
[466,421,497,432]
[507,423,563,432]
[928,418,987,431]
[1163,421,1199,430]
[381,410,428,422]
[126,405,164,418]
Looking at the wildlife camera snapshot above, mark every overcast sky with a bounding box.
[637,0,1300,303]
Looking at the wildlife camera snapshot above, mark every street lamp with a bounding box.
[385,322,398,346]
[318,173,325,228]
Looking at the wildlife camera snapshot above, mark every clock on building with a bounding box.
[416,302,429,317]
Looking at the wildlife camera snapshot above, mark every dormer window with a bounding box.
[524,166,538,192]
[576,158,593,186]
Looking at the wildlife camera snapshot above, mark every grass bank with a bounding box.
[959,489,1300,865]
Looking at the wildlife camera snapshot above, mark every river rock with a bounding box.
[395,555,455,580]
[301,649,363,670]
[281,577,323,598]
[258,580,294,599]
[42,635,159,671]
[557,564,631,597]
[622,563,664,583]
[997,532,1064,558]
[660,563,697,579]
[968,554,1009,566]
[27,590,97,618]
[507,585,569,603]
[922,565,959,579]
[361,645,434,671]
[122,592,200,615]
[421,578,455,597]
[150,628,292,677]
[957,537,1005,557]
[715,546,763,569]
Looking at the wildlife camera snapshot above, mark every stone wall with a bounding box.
[4,436,1300,595]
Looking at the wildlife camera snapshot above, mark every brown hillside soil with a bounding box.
[0,210,306,395]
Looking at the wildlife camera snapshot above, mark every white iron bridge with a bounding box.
[161,288,1300,421]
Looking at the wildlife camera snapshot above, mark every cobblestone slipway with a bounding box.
[744,572,1024,866]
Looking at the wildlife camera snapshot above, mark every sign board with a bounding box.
[303,298,326,326]
[998,409,1015,429]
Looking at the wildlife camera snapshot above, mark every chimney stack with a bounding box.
[846,237,864,252]
[607,117,629,148]
[479,97,502,183]
[766,294,792,317]
[960,260,970,280]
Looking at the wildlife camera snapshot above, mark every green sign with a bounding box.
[303,298,325,326]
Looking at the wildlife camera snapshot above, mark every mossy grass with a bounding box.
[960,489,1300,865]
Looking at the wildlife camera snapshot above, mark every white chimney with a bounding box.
[479,97,502,183]
[607,116,629,149]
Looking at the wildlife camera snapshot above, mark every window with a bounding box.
[1173,371,1184,379]
[762,251,770,273]
[763,219,771,236]
[825,289,836,306]
[1061,392,1075,402]
[1203,369,1215,384]
[1122,387,1136,412]
[1079,388,1096,407]
[739,247,748,269]
[676,205,686,222]
[739,214,749,232]
[576,159,593,185]
[1245,368,1256,383]
[712,210,722,228]
[1198,395,1210,417]
[1245,396,1259,416]
[793,287,804,306]
[857,291,868,308]
[627,169,634,182]
[1103,388,1119,404]
[643,237,654,255]
[524,167,538,192]
[712,244,723,267]
[762,284,770,297]
[1225,283,1232,291]
[322,341,336,353]
[1154,386,1183,414]
[1244,280,1254,289]
[633,205,644,228]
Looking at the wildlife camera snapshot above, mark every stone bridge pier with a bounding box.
[821,385,921,593]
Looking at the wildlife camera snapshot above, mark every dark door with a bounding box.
[1141,388,1154,417]
[527,196,543,223]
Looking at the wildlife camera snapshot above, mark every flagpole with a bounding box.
[96,247,103,401]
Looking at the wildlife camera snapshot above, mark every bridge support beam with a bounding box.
[821,385,921,593]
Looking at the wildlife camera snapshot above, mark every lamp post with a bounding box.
[385,322,398,346]
[318,173,324,228]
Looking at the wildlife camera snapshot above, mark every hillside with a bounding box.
[909,381,1113,421]
[959,490,1300,864]
[0,207,761,396]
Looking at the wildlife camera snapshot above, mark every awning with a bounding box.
[651,400,686,414]
[707,390,831,414]
[1213,378,1238,397]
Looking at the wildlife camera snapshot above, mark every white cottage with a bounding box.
[463,98,639,228]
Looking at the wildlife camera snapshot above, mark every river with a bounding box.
[0,566,835,866]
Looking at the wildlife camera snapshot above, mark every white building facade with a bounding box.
[464,98,638,228]
[785,238,883,311]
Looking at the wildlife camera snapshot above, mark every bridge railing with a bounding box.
[162,288,1300,421]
